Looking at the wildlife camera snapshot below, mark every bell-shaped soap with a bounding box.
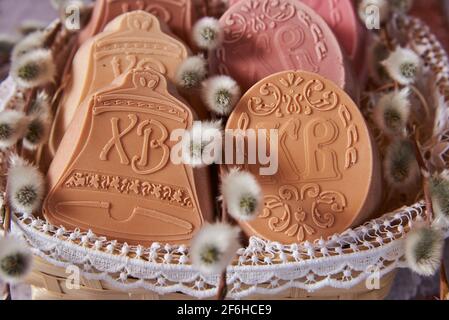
[43,68,214,245]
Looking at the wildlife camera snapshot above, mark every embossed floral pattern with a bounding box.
[259,185,346,242]
[65,171,193,208]
[247,72,339,117]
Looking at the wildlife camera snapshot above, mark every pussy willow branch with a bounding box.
[382,24,395,52]
[378,19,449,298]
[202,0,209,16]
[409,109,448,301]
[409,85,431,119]
[410,131,433,222]
[19,89,37,161]
[0,22,62,302]
[441,262,449,300]
[2,189,12,300]
[216,165,229,301]
[48,36,79,159]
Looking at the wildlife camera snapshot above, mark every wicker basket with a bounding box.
[26,256,396,300]
[2,11,449,300]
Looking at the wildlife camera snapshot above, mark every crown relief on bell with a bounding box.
[78,0,195,46]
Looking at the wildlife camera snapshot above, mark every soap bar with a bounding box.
[51,11,189,155]
[43,68,214,245]
[227,0,363,62]
[79,0,197,45]
[226,71,381,244]
[210,0,350,92]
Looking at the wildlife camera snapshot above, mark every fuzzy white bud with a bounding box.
[191,223,240,275]
[0,110,29,150]
[11,48,56,89]
[175,55,208,89]
[202,75,241,116]
[382,47,421,85]
[429,170,449,229]
[0,236,33,284]
[383,139,420,189]
[405,224,444,276]
[192,17,224,50]
[182,120,223,168]
[7,154,45,214]
[11,31,46,61]
[373,88,411,136]
[222,168,263,221]
[22,113,51,150]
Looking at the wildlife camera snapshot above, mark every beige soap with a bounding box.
[50,11,189,155]
[79,0,197,46]
[226,71,381,244]
[43,68,214,245]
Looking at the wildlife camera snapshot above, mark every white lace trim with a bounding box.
[12,202,442,299]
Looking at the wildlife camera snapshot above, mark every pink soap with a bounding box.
[227,0,362,62]
[211,0,349,92]
[301,0,361,60]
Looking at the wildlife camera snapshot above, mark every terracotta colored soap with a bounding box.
[227,0,362,61]
[43,68,214,245]
[51,11,189,154]
[211,0,351,93]
[79,0,196,45]
[226,71,381,244]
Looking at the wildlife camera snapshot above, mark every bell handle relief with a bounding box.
[106,9,159,33]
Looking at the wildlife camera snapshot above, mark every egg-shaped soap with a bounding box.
[211,0,353,93]
[225,70,381,243]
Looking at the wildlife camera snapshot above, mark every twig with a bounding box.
[382,26,395,52]
[410,127,433,222]
[373,81,397,93]
[1,19,64,303]
[215,164,245,300]
[3,202,11,234]
[410,85,431,120]
[216,165,229,300]
[2,198,12,300]
[202,0,209,16]
[19,89,37,161]
[216,270,228,300]
[43,22,62,49]
[410,127,449,300]
[48,36,78,158]
[441,261,449,300]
